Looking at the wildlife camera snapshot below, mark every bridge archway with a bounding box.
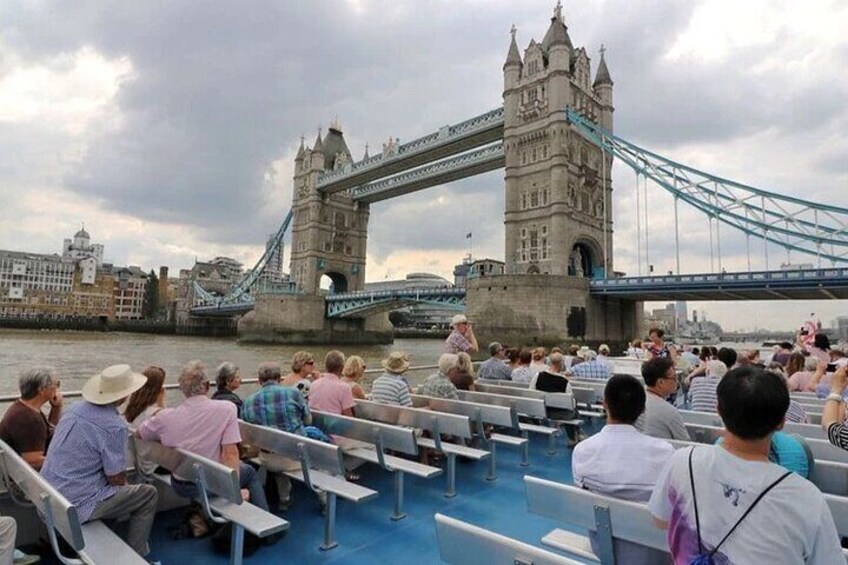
[320,272,349,295]
[568,238,603,278]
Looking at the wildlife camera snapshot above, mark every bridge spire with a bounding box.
[504,24,522,70]
[593,44,613,87]
[312,127,323,152]
[363,143,370,160]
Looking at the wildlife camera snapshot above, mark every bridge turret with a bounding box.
[503,25,523,90]
[310,130,325,171]
[593,46,614,132]
[542,1,572,74]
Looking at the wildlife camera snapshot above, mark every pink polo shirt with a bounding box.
[308,373,355,415]
[137,395,241,463]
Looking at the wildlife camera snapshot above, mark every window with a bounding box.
[521,194,528,209]
[530,192,538,207]
[541,189,548,205]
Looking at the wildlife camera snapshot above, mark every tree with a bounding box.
[144,269,159,319]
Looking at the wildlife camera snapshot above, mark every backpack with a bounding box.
[687,447,791,564]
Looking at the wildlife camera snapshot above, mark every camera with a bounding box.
[827,363,838,372]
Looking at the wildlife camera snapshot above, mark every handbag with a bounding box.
[687,447,791,564]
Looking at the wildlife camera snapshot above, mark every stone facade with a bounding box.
[289,126,369,294]
[502,6,614,278]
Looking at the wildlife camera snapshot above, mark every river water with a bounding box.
[0,329,447,399]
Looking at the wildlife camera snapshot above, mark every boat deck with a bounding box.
[130,431,589,564]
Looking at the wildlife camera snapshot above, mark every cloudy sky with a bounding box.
[1,0,846,331]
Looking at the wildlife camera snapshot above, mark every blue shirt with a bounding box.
[41,401,127,522]
[570,360,611,380]
[477,357,512,381]
[243,382,310,434]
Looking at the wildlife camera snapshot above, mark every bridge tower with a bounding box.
[289,123,369,294]
[502,3,614,278]
[469,3,638,347]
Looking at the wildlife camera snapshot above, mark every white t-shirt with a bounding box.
[649,444,842,565]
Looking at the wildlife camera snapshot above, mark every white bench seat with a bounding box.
[417,437,490,460]
[541,528,599,563]
[283,469,378,503]
[347,446,442,479]
[488,433,527,447]
[78,521,148,565]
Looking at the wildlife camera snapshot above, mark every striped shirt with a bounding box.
[827,422,848,451]
[243,382,310,434]
[371,372,412,406]
[41,402,127,522]
[785,400,809,424]
[689,376,720,413]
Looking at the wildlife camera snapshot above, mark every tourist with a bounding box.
[821,362,848,449]
[569,349,611,380]
[510,349,534,383]
[211,361,243,417]
[0,515,14,565]
[282,351,320,397]
[309,350,355,416]
[506,347,521,371]
[0,366,63,470]
[371,352,412,406]
[530,352,581,443]
[242,362,312,510]
[137,361,269,512]
[681,346,700,367]
[635,358,690,441]
[452,352,476,391]
[649,366,842,563]
[341,355,367,400]
[626,339,645,359]
[529,347,548,376]
[786,353,815,391]
[597,344,615,373]
[477,342,512,381]
[809,357,843,399]
[444,314,479,354]
[573,374,673,564]
[123,366,167,476]
[42,365,157,558]
[771,342,794,366]
[422,354,461,400]
[716,346,738,370]
[804,333,831,363]
[645,328,678,362]
[689,360,726,413]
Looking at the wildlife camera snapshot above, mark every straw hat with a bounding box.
[82,364,147,405]
[450,314,468,327]
[381,352,410,374]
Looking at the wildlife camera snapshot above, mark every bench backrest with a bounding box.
[475,379,528,389]
[524,475,667,552]
[434,513,581,565]
[238,421,345,476]
[680,410,826,440]
[132,437,242,504]
[571,386,599,406]
[825,494,848,539]
[311,411,418,455]
[353,400,472,439]
[0,440,85,550]
[474,382,546,400]
[410,394,518,428]
[456,390,547,419]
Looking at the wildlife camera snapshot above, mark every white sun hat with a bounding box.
[82,364,148,405]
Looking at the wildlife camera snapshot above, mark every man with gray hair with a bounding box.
[421,354,461,400]
[138,360,269,512]
[569,349,612,380]
[0,366,63,470]
[477,342,512,381]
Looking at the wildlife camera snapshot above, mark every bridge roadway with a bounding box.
[316,107,504,195]
[189,267,848,318]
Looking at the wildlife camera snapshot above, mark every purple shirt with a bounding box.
[444,330,471,353]
[309,373,355,415]
[138,395,241,464]
[41,402,127,522]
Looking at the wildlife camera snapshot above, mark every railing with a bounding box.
[590,267,848,288]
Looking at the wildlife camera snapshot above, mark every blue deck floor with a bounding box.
[137,430,593,564]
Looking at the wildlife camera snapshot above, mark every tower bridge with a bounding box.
[190,4,848,346]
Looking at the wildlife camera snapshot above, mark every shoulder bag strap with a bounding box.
[709,470,792,556]
[687,447,704,555]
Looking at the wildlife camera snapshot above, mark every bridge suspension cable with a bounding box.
[566,108,848,267]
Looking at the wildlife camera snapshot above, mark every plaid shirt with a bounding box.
[570,360,611,380]
[444,330,471,353]
[421,372,459,400]
[243,382,310,434]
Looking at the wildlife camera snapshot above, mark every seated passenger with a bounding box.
[282,351,320,396]
[0,515,14,565]
[242,362,313,510]
[569,350,611,380]
[452,352,476,391]
[123,366,167,475]
[597,344,615,373]
[821,363,848,451]
[137,361,268,512]
[529,347,548,377]
[689,360,726,413]
[211,362,243,417]
[649,366,842,563]
[42,365,157,558]
[787,354,817,392]
[530,352,581,443]
[477,342,512,381]
[341,355,367,400]
[635,357,690,440]
[510,349,534,383]
[371,352,413,406]
[309,350,355,416]
[0,366,63,470]
[422,354,461,400]
[572,374,674,564]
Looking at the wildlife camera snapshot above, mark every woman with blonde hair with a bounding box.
[282,351,320,396]
[341,355,367,400]
[451,352,476,391]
